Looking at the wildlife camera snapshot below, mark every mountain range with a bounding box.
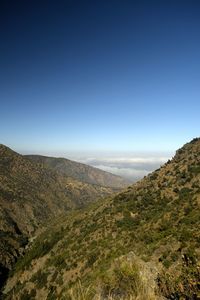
[25,154,129,188]
[0,144,129,292]
[1,138,200,299]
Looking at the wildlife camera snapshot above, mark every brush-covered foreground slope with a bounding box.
[0,145,121,280]
[4,139,200,300]
[25,154,130,188]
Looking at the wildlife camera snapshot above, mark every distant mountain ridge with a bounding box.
[25,154,130,188]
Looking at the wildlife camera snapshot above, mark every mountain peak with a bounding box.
[0,143,12,151]
[0,144,20,158]
[174,137,200,160]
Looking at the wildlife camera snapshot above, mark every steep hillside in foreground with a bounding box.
[25,154,130,188]
[0,145,123,289]
[4,138,200,299]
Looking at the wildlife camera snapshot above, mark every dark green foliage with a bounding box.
[18,236,29,247]
[31,270,48,289]
[116,215,140,230]
[15,230,65,271]
[158,250,200,299]
[20,289,36,300]
[162,259,171,268]
[51,255,67,269]
[188,164,200,174]
[20,290,30,300]
[86,252,100,267]
[47,286,57,300]
[179,187,191,200]
[29,289,36,299]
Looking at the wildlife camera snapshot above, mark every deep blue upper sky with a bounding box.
[1,0,200,154]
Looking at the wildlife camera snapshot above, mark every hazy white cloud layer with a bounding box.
[67,153,173,182]
[22,149,173,182]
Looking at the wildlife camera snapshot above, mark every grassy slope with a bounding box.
[4,138,200,299]
[0,145,121,276]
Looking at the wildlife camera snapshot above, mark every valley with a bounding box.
[0,144,128,295]
[1,138,200,299]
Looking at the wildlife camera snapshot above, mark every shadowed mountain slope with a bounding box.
[4,138,200,299]
[25,154,130,188]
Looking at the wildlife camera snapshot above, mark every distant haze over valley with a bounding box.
[21,150,174,181]
[66,152,174,181]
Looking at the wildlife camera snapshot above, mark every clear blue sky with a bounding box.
[0,0,200,154]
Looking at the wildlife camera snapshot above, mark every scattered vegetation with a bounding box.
[2,138,200,299]
[0,143,124,288]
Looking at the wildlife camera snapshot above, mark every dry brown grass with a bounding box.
[67,253,159,300]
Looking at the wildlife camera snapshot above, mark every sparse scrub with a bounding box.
[66,254,159,300]
[66,280,95,300]
[3,139,200,300]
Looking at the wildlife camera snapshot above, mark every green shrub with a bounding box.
[31,270,48,289]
